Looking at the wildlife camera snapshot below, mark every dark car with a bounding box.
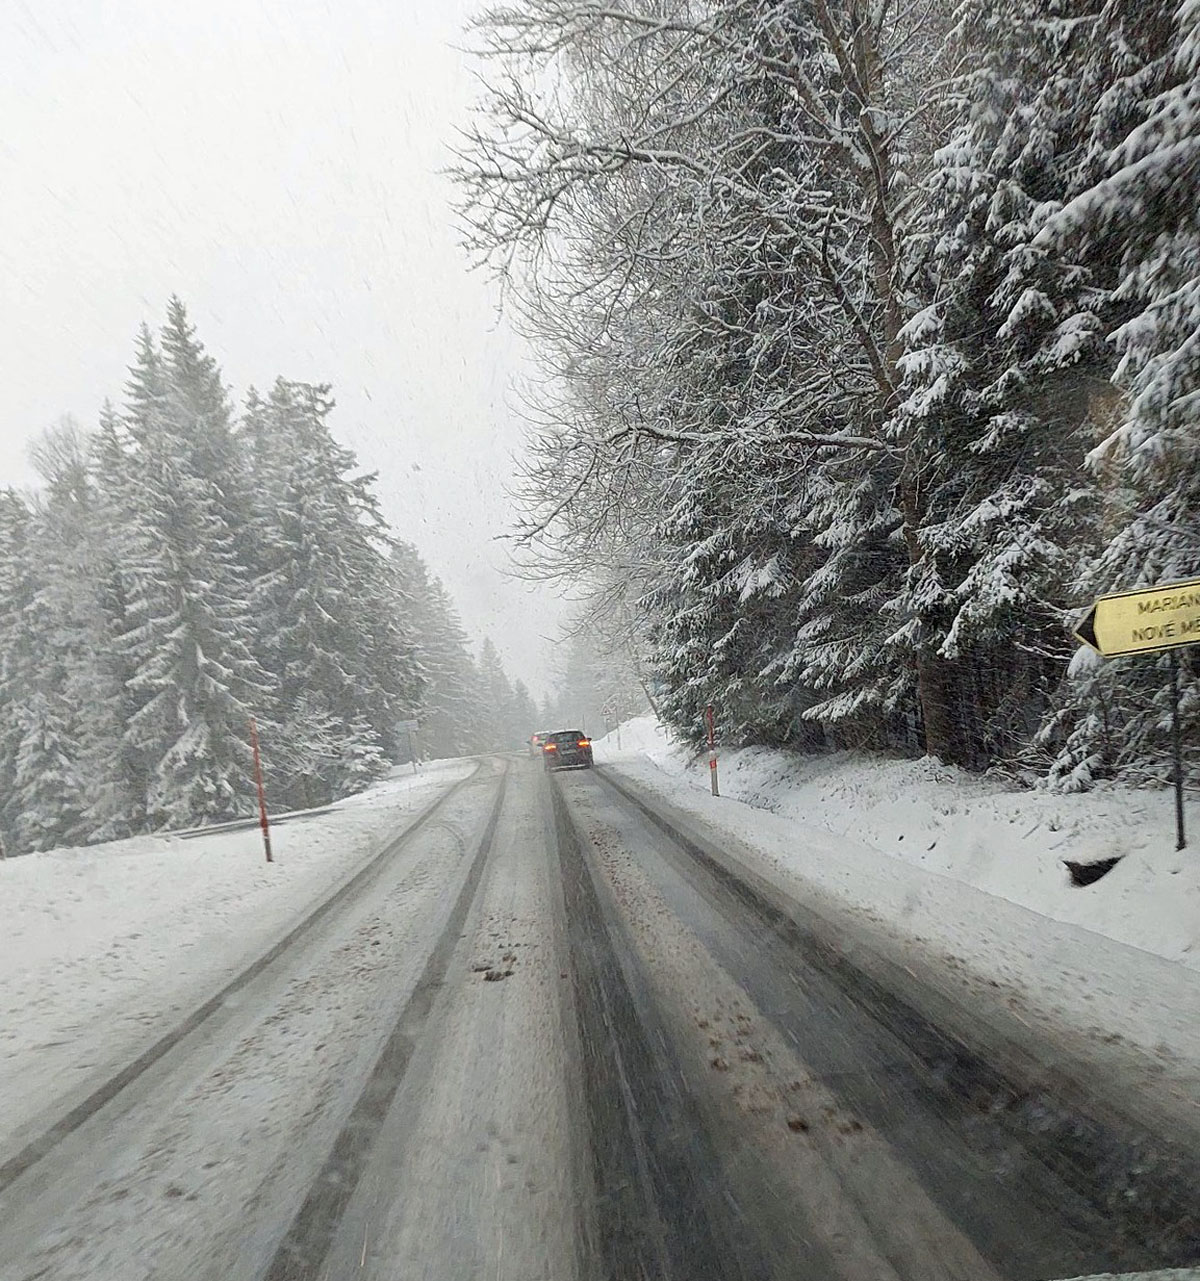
[542,729,593,770]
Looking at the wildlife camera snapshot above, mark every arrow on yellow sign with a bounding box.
[1073,576,1200,658]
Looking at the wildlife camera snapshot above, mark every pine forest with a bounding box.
[458,0,1200,789]
[0,300,532,855]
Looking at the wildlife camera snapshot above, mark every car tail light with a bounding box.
[544,742,557,751]
[578,739,590,748]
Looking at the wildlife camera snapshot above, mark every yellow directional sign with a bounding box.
[1074,576,1200,657]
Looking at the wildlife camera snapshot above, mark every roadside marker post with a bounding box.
[399,719,420,775]
[706,704,719,797]
[248,716,273,864]
[1073,575,1200,852]
[1172,650,1185,853]
[602,700,620,750]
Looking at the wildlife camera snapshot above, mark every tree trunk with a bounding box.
[849,10,973,766]
[914,650,964,765]
[897,455,967,765]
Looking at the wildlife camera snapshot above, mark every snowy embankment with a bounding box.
[594,717,1200,1097]
[597,716,1199,967]
[0,759,474,1146]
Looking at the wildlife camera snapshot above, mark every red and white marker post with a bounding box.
[248,716,273,864]
[706,704,719,797]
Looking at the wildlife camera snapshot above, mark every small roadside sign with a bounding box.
[705,704,719,797]
[398,719,420,774]
[248,717,273,864]
[1071,575,1200,853]
[1073,576,1200,657]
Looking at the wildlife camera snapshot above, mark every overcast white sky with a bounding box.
[0,0,566,695]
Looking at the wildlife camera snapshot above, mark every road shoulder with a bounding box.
[597,761,1200,1150]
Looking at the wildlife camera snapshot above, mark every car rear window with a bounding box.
[549,730,585,743]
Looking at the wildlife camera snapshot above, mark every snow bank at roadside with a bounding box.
[0,759,474,1143]
[594,716,1200,971]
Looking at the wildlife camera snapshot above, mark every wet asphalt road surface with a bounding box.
[553,767,1200,1281]
[1,755,1197,1281]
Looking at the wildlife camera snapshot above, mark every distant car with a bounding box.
[530,731,549,758]
[542,729,593,771]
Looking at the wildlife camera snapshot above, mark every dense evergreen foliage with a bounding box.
[0,302,521,854]
[461,0,1200,786]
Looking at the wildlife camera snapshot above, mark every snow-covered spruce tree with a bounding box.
[537,690,556,731]
[884,0,1170,768]
[10,693,84,853]
[544,616,647,740]
[117,316,270,829]
[645,437,826,752]
[477,637,520,750]
[161,296,253,543]
[574,614,649,737]
[546,628,604,737]
[0,467,108,853]
[390,542,479,759]
[0,467,98,854]
[623,71,905,755]
[24,419,129,847]
[771,455,919,754]
[354,552,422,767]
[243,379,419,806]
[423,579,481,754]
[80,404,153,838]
[511,679,538,743]
[1029,0,1200,786]
[0,491,47,852]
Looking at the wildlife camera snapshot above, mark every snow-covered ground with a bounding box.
[596,716,1200,969]
[0,759,475,1152]
[594,718,1200,1112]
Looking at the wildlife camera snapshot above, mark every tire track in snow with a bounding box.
[590,765,1200,1278]
[259,761,509,1281]
[549,773,772,1281]
[0,760,484,1196]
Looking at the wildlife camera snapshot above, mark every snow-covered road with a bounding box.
[0,761,507,1280]
[0,758,477,1157]
[1,755,1197,1280]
